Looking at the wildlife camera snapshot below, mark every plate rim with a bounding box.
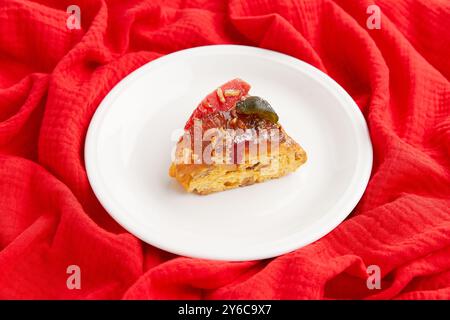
[85,44,373,261]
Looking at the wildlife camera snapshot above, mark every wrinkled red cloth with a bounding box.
[0,0,449,300]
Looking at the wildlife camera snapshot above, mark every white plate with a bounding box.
[85,45,372,261]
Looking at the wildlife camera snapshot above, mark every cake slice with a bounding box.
[169,78,307,195]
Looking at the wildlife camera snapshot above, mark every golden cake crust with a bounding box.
[169,129,307,195]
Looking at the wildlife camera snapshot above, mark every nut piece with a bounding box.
[216,88,226,103]
[224,89,241,97]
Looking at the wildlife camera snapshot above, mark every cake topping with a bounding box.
[236,96,279,124]
[216,87,226,103]
[184,79,251,130]
[224,89,241,97]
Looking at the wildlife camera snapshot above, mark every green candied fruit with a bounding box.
[235,96,279,123]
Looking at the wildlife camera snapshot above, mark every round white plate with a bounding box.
[85,45,372,261]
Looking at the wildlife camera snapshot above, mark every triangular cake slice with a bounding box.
[169,79,307,195]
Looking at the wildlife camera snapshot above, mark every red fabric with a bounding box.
[0,0,449,300]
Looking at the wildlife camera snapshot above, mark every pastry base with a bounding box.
[169,133,307,195]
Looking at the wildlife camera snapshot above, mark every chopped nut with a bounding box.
[216,88,226,103]
[224,89,241,97]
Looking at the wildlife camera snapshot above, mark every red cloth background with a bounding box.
[0,0,449,299]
